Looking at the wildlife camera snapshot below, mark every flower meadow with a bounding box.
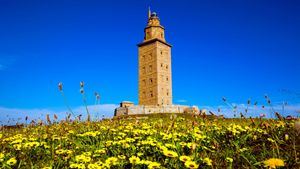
[0,114,299,169]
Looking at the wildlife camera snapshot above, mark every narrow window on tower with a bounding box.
[143,79,146,85]
[161,63,163,68]
[150,91,153,97]
[167,89,169,96]
[166,76,169,81]
[142,55,146,61]
[142,67,146,73]
[149,65,152,72]
[149,53,152,60]
[161,50,163,55]
[149,78,153,84]
[166,65,168,70]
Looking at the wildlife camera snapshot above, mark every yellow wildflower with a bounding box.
[263,158,284,168]
[179,156,192,162]
[70,163,86,169]
[129,156,140,164]
[70,163,78,168]
[97,149,106,154]
[105,157,118,166]
[203,157,212,166]
[163,150,178,158]
[77,163,86,169]
[13,144,22,150]
[87,163,101,169]
[55,149,66,155]
[159,145,168,152]
[184,161,199,169]
[75,154,91,163]
[6,157,17,166]
[0,153,4,162]
[11,139,23,144]
[95,161,105,167]
[83,152,92,157]
[139,160,152,165]
[148,162,161,169]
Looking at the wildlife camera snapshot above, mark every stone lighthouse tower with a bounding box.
[114,9,199,116]
[137,9,172,106]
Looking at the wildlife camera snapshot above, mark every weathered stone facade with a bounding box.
[138,10,172,106]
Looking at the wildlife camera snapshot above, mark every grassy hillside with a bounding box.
[0,114,299,168]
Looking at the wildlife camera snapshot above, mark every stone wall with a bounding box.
[114,105,199,116]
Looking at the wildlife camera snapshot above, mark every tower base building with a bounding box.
[114,102,199,116]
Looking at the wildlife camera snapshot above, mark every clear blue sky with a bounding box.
[0,0,299,118]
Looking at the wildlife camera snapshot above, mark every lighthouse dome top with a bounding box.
[151,12,158,18]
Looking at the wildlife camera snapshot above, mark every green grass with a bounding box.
[0,114,299,169]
